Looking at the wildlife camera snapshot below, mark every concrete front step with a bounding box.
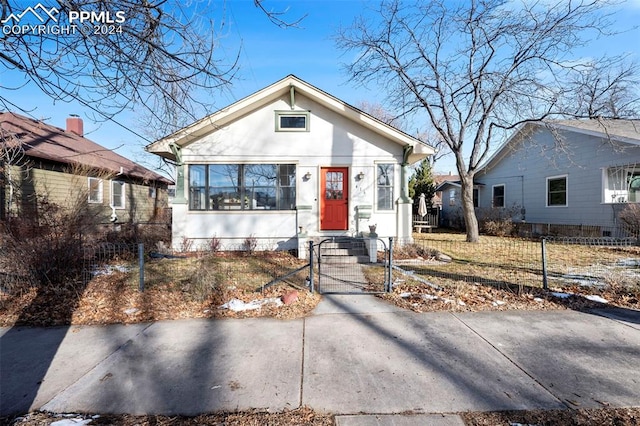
[321,248,367,256]
[321,255,370,264]
[321,241,366,250]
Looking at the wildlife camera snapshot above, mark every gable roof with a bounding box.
[479,119,640,172]
[146,74,434,163]
[1,112,171,184]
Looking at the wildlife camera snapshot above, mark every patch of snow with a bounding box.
[123,308,139,315]
[421,294,438,301]
[51,419,92,426]
[534,297,544,303]
[585,295,609,304]
[492,300,506,306]
[91,264,131,276]
[551,292,573,299]
[457,300,466,306]
[399,292,413,298]
[219,297,283,312]
[617,258,640,267]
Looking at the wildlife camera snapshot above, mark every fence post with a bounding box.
[387,237,394,292]
[138,243,144,292]
[541,238,548,290]
[308,240,314,293]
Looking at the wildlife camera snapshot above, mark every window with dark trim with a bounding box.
[547,175,567,207]
[492,184,505,208]
[377,163,394,210]
[473,188,479,208]
[276,111,309,132]
[188,164,296,211]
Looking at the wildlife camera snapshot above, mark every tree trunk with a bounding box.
[460,174,479,243]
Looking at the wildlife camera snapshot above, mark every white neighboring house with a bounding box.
[146,75,434,255]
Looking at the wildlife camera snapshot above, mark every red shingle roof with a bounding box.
[1,112,170,184]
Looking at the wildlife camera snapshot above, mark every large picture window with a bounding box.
[603,165,640,203]
[377,163,394,210]
[547,175,568,207]
[188,164,296,211]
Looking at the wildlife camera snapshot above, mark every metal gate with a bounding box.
[311,237,390,294]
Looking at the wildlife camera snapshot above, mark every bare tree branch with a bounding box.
[336,0,636,242]
[0,0,305,137]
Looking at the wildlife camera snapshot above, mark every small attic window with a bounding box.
[276,111,309,132]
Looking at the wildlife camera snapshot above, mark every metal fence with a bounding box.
[81,242,311,295]
[402,235,640,291]
[78,233,639,298]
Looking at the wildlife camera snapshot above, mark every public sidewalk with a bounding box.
[1,295,639,425]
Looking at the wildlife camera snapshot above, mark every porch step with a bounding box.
[319,237,370,264]
[321,241,366,250]
[322,254,370,264]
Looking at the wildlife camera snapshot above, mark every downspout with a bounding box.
[170,143,187,204]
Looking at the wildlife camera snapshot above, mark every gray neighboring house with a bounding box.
[439,119,640,235]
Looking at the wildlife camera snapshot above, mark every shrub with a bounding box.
[1,193,94,288]
[619,204,640,238]
[179,236,194,252]
[207,234,221,253]
[477,205,521,237]
[243,234,258,254]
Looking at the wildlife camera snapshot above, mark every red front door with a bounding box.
[320,167,349,230]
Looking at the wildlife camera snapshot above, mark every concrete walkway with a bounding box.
[1,295,639,425]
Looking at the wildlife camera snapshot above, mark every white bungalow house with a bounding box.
[146,75,434,255]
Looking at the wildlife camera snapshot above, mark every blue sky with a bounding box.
[3,0,640,175]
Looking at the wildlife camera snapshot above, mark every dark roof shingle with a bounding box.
[1,112,170,184]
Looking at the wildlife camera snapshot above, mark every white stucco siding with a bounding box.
[176,93,405,240]
[181,94,402,164]
[172,204,298,250]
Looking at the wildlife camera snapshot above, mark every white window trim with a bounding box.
[546,174,568,207]
[275,111,310,132]
[602,165,640,204]
[375,162,396,212]
[111,180,126,210]
[492,184,505,208]
[88,177,103,204]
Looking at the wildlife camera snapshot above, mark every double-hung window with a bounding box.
[88,177,103,203]
[546,175,568,207]
[377,163,394,210]
[188,164,296,211]
[492,184,505,208]
[111,181,125,209]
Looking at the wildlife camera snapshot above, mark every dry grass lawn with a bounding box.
[1,234,639,425]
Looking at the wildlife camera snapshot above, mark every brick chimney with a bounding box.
[66,115,83,137]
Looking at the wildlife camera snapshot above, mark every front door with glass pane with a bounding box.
[320,167,349,230]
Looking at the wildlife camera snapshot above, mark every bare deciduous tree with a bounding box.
[0,0,302,135]
[336,0,637,242]
[357,100,448,165]
[565,56,639,119]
